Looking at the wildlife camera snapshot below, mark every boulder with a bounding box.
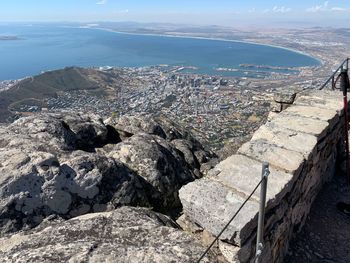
[274,91,296,104]
[7,113,119,153]
[106,114,204,146]
[8,113,77,152]
[62,113,114,151]
[154,115,198,142]
[0,207,216,263]
[106,115,215,166]
[105,115,166,140]
[171,139,200,169]
[0,149,151,234]
[105,133,196,209]
[0,112,213,233]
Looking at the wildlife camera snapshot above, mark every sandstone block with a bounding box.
[179,178,259,245]
[212,155,293,203]
[274,91,296,104]
[269,112,329,139]
[271,102,283,113]
[238,139,305,174]
[294,90,344,112]
[283,105,339,122]
[251,123,317,157]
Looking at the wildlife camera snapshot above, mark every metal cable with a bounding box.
[196,177,264,263]
[197,60,349,262]
[319,58,349,90]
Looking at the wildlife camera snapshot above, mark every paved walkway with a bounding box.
[284,174,350,263]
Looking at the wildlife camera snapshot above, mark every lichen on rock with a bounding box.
[0,112,213,235]
[0,207,216,263]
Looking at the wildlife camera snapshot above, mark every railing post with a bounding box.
[340,68,350,184]
[255,162,270,263]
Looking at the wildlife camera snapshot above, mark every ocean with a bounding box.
[0,24,320,81]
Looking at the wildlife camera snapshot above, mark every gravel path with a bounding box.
[284,175,350,263]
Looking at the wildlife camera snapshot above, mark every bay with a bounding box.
[0,24,320,80]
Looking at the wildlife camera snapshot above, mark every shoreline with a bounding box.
[0,24,322,81]
[77,25,323,66]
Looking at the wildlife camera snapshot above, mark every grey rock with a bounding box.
[8,113,77,152]
[0,112,214,234]
[171,139,201,169]
[105,115,166,140]
[238,139,305,174]
[0,149,151,234]
[106,114,205,147]
[274,91,296,104]
[179,178,259,245]
[106,133,196,209]
[271,101,283,113]
[0,207,216,263]
[154,115,199,142]
[7,113,120,153]
[106,115,214,169]
[62,113,114,151]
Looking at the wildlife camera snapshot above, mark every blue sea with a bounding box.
[0,24,320,80]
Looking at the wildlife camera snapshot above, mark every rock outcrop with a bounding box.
[104,133,196,210]
[0,113,213,235]
[105,114,214,169]
[0,206,216,263]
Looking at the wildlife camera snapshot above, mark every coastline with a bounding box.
[77,25,323,66]
[0,24,323,81]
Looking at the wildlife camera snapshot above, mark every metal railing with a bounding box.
[319,57,349,90]
[321,58,350,183]
[198,59,350,262]
[197,163,270,263]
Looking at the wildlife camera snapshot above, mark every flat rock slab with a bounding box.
[212,155,293,203]
[269,112,329,139]
[179,154,294,246]
[238,139,305,174]
[0,207,216,263]
[299,90,343,102]
[179,178,259,245]
[294,90,344,112]
[251,123,317,157]
[283,105,339,123]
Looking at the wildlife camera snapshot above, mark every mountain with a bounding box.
[0,67,126,122]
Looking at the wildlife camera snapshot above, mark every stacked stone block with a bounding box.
[271,90,296,113]
[179,89,346,263]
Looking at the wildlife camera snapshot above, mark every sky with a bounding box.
[1,0,350,27]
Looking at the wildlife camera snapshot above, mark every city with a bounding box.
[1,1,350,262]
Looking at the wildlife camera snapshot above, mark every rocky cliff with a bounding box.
[0,112,217,262]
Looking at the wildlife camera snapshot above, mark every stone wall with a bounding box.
[179,89,347,263]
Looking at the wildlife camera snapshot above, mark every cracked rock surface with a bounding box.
[0,113,214,235]
[0,206,216,263]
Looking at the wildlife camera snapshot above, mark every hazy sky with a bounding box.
[1,0,350,27]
